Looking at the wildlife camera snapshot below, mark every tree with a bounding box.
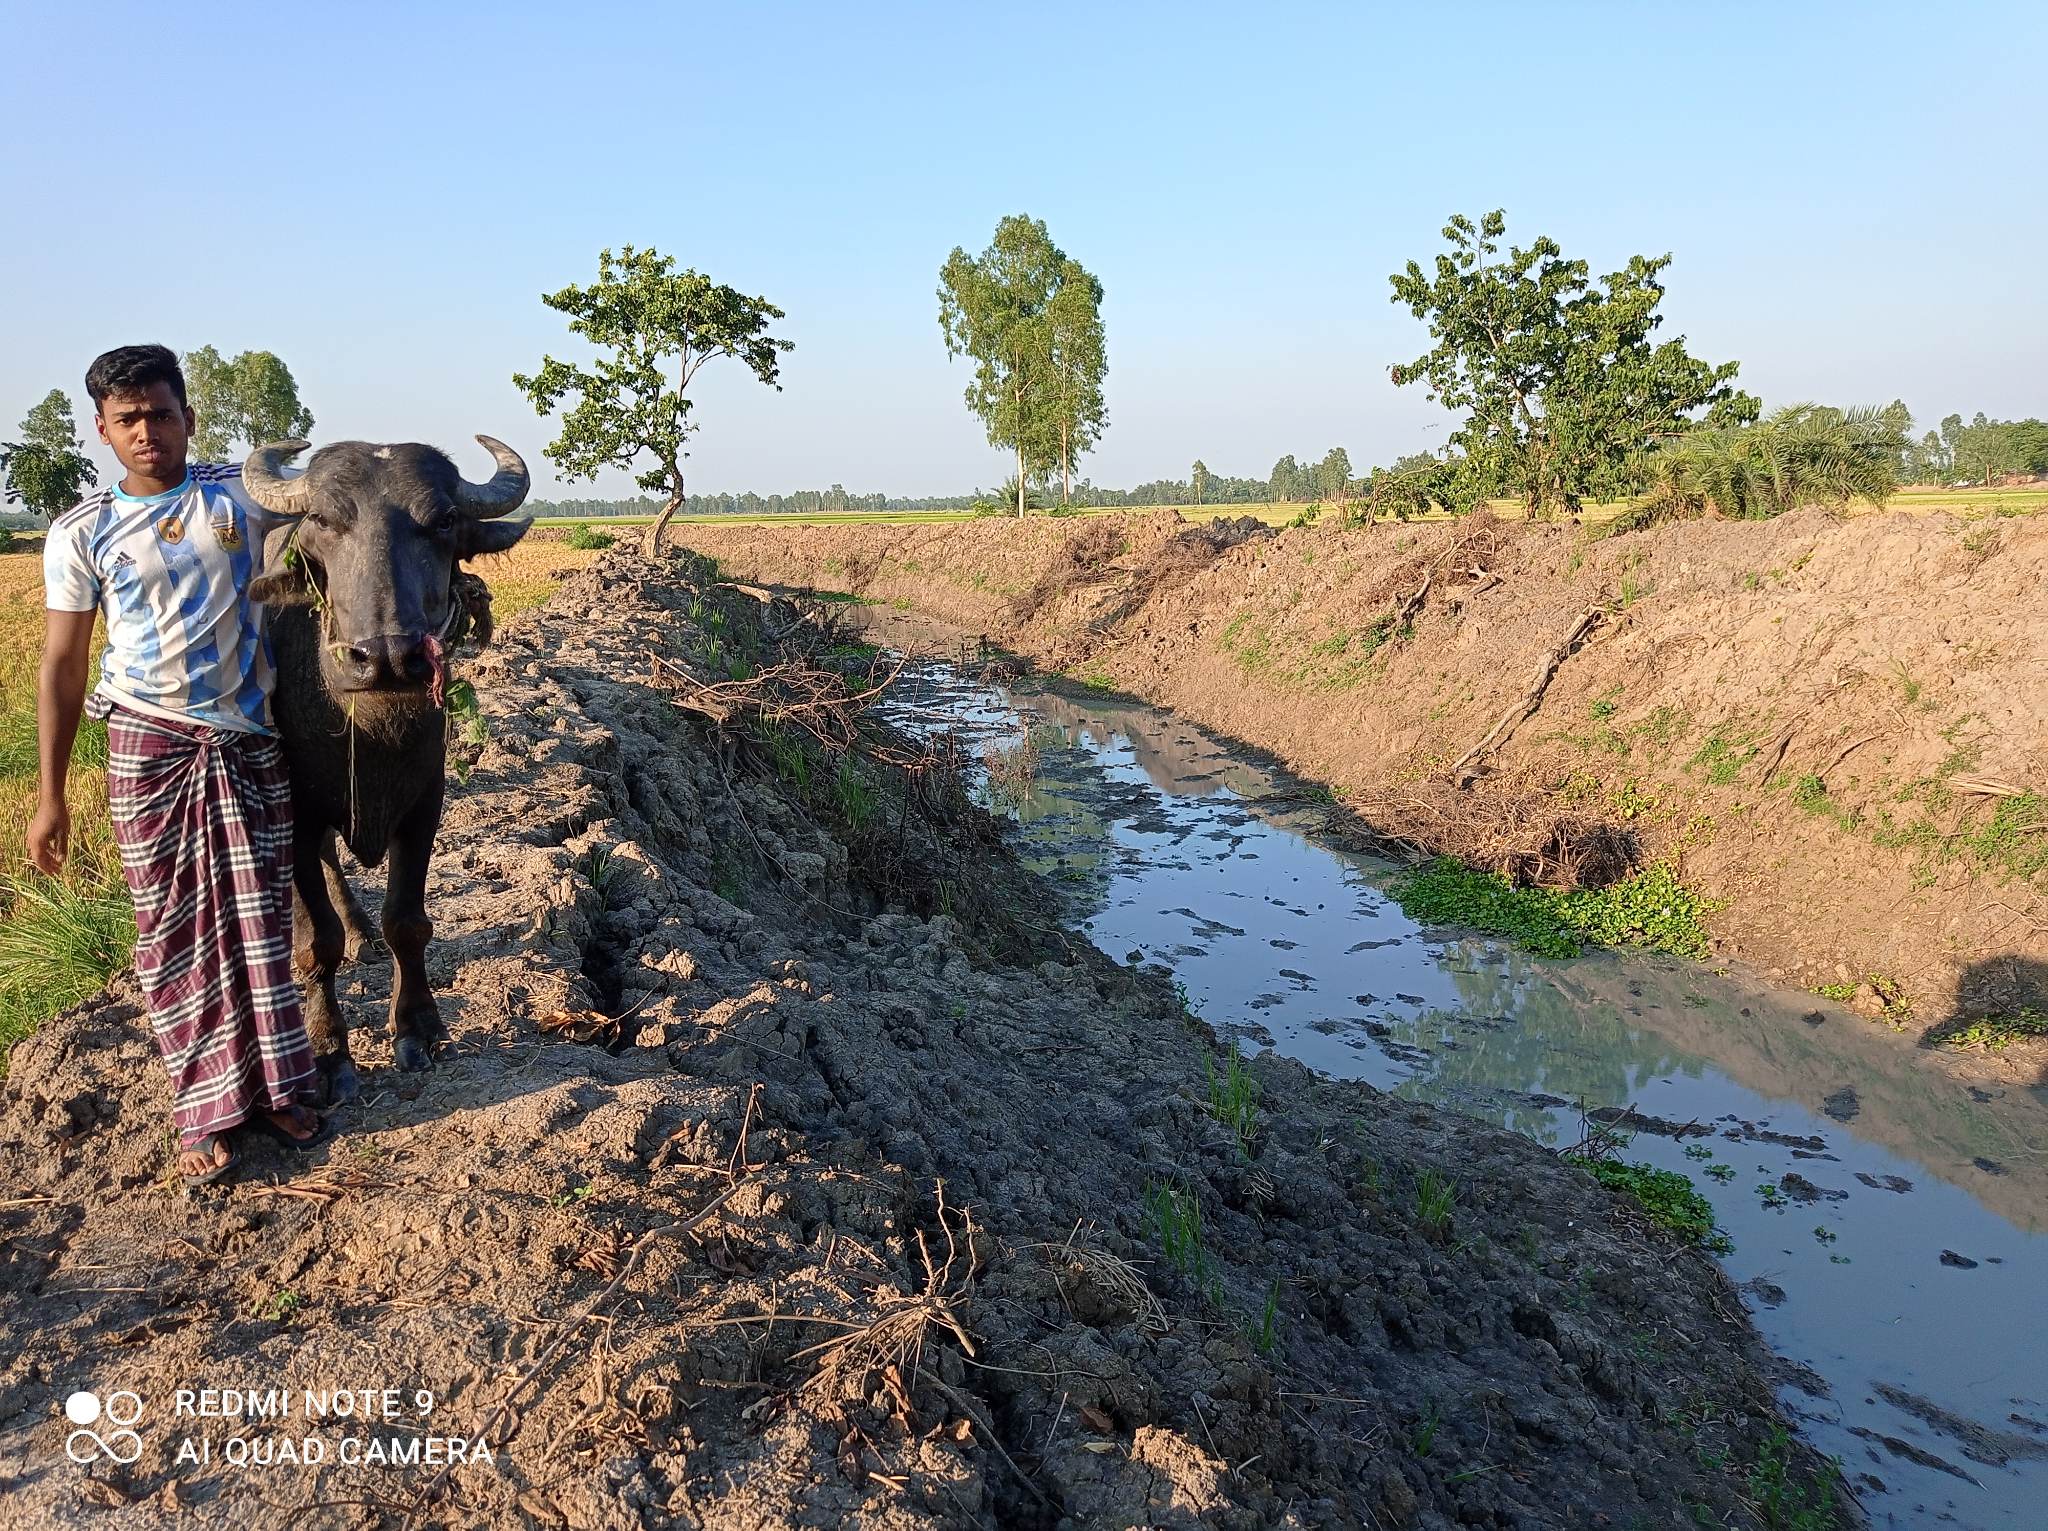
[1269,454,1301,502]
[1389,210,1758,514]
[1316,446,1352,502]
[515,245,793,557]
[1191,459,1209,506]
[1043,257,1108,505]
[939,215,1102,516]
[182,346,315,459]
[1634,404,1903,523]
[1,389,97,518]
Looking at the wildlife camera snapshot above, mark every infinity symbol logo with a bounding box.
[64,1391,144,1464]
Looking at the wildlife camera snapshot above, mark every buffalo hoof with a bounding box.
[393,1034,436,1073]
[319,1056,361,1107]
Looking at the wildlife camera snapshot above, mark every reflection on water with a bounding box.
[886,663,2048,1531]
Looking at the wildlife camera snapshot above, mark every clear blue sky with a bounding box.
[3,1,2041,500]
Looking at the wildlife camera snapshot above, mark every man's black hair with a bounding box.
[85,344,186,409]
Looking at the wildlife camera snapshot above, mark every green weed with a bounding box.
[1686,728,1759,786]
[1414,1168,1457,1241]
[1747,1424,1843,1530]
[254,1289,304,1323]
[831,760,877,832]
[582,845,620,897]
[1390,857,1716,961]
[1411,1401,1443,1457]
[1204,1051,1261,1158]
[1145,1180,1209,1290]
[1567,1158,1731,1252]
[1246,1278,1282,1355]
[1927,1009,2047,1051]
[564,522,616,551]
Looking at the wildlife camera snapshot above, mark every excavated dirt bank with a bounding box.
[0,553,1849,1528]
[672,510,2048,1071]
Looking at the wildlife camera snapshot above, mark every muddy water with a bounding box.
[884,660,2048,1531]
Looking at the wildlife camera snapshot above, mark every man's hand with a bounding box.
[35,607,97,876]
[26,797,70,875]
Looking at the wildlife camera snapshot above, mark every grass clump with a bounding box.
[1746,1424,1844,1530]
[1204,1051,1261,1158]
[0,871,135,1059]
[1413,1168,1457,1242]
[563,522,617,551]
[1144,1180,1211,1295]
[1391,857,1716,961]
[1566,1157,1731,1252]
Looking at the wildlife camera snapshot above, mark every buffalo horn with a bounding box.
[454,435,531,519]
[242,440,316,517]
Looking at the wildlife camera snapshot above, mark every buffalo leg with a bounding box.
[292,824,359,1105]
[320,830,384,963]
[382,786,445,1073]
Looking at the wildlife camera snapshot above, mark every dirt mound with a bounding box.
[673,509,2048,1050]
[0,553,1849,1528]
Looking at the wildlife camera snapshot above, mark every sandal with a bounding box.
[243,1104,337,1153]
[179,1132,240,1187]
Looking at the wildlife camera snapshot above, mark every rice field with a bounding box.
[529,481,2045,533]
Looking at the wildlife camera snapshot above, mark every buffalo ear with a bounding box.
[248,571,316,607]
[457,518,532,559]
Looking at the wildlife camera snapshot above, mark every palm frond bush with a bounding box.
[1628,404,1904,527]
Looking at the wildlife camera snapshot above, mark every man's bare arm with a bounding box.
[27,609,97,875]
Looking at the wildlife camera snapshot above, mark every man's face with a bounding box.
[95,381,193,482]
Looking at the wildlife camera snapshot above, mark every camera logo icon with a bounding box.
[64,1390,144,1464]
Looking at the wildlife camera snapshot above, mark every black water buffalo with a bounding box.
[243,436,532,1102]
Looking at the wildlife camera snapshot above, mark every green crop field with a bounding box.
[529,481,2044,534]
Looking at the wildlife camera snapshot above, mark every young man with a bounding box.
[27,343,332,1185]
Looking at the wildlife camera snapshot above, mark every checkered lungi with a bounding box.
[102,705,317,1145]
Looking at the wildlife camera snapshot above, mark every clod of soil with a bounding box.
[0,552,1850,1528]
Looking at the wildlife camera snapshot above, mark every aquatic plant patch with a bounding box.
[1391,857,1716,961]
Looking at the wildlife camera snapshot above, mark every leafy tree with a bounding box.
[1316,446,1353,502]
[1043,256,1108,505]
[1191,459,1209,506]
[1389,210,1758,514]
[515,245,793,556]
[939,215,1103,515]
[1,389,98,518]
[1269,453,1301,502]
[1633,404,1903,523]
[182,346,315,460]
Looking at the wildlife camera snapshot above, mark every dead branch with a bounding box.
[1390,568,1432,631]
[649,650,907,755]
[1952,777,2028,799]
[1450,608,1606,786]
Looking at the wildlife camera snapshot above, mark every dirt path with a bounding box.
[671,509,2048,1077]
[0,552,1851,1528]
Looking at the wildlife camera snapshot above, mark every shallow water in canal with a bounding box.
[885,660,2048,1531]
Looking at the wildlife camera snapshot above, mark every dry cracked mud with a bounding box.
[0,551,1853,1528]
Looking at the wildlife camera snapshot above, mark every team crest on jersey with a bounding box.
[210,515,242,551]
[157,513,186,545]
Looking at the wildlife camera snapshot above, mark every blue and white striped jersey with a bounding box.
[43,463,282,735]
